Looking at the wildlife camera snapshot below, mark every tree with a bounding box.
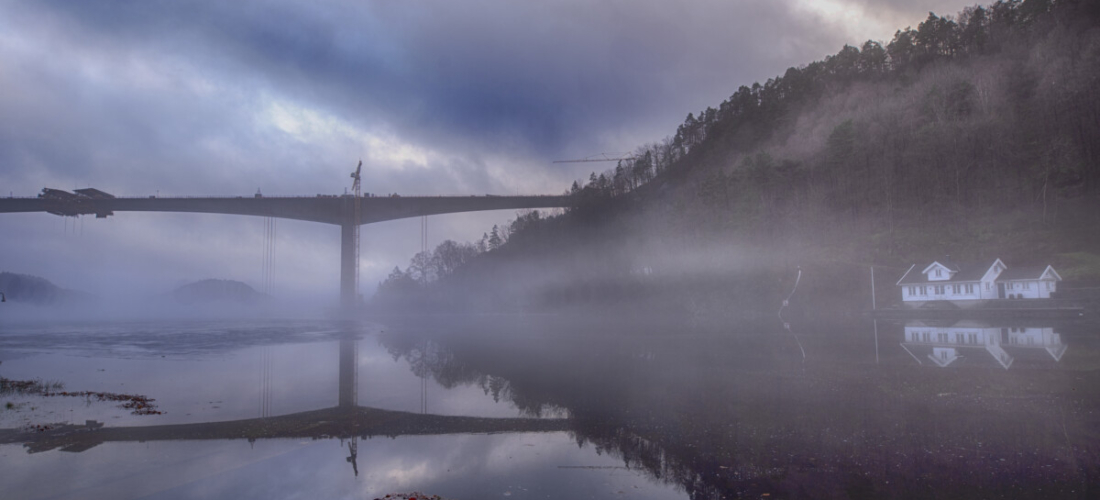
[825,120,856,171]
[887,28,916,72]
[488,225,503,250]
[858,40,887,75]
[477,233,489,253]
[915,13,959,60]
[632,150,654,186]
[959,6,989,54]
[407,251,436,285]
[432,240,478,279]
[377,267,418,297]
[509,210,542,237]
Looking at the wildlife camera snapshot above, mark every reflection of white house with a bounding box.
[901,320,1067,370]
[896,258,1061,306]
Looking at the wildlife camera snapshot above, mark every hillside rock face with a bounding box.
[0,272,91,305]
[171,279,267,305]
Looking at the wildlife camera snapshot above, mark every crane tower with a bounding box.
[350,160,362,303]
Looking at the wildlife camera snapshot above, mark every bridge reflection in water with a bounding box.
[0,337,570,476]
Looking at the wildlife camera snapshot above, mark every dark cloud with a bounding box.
[14,0,851,158]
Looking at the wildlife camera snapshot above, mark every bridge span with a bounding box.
[0,190,572,307]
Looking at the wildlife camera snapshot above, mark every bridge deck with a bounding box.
[0,194,572,225]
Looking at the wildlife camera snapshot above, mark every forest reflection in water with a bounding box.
[0,315,1098,499]
[377,314,1100,499]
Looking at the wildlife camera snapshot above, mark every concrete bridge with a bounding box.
[0,189,572,306]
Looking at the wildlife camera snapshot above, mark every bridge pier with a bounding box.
[340,222,357,310]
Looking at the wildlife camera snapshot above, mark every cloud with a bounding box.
[0,0,978,302]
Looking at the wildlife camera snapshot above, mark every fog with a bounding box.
[0,0,979,313]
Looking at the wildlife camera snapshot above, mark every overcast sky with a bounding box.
[0,0,977,305]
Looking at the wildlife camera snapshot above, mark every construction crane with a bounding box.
[552,153,637,164]
[350,160,362,303]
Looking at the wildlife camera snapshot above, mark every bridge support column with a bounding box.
[340,222,357,310]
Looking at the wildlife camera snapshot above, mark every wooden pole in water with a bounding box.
[871,266,878,364]
[870,266,876,310]
[873,319,880,365]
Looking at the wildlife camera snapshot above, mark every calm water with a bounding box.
[1,315,1098,499]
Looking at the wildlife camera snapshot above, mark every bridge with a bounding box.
[0,189,572,307]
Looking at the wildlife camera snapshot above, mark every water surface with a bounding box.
[1,315,1098,499]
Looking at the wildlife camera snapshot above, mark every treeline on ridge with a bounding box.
[374,0,1100,313]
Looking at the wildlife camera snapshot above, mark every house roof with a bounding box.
[954,263,994,281]
[895,264,916,286]
[921,258,961,274]
[998,265,1061,281]
[897,260,996,285]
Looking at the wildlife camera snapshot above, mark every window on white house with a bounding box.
[986,283,991,290]
[935,269,942,277]
[966,284,974,293]
[1024,282,1030,289]
[921,286,927,295]
[952,284,960,294]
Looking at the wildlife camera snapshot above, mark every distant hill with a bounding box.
[0,272,92,305]
[171,279,268,305]
[373,0,1100,313]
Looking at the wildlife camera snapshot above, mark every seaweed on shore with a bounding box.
[1,376,161,415]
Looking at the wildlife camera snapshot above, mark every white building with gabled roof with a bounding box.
[896,258,1060,305]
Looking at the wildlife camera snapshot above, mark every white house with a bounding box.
[896,258,1061,306]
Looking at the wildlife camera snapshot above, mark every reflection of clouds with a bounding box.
[0,433,683,500]
[380,459,432,486]
[0,433,681,500]
[350,433,682,500]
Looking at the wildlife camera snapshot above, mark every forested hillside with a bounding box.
[374,0,1100,313]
